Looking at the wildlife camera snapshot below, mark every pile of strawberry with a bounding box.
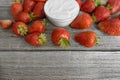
[0,0,120,48]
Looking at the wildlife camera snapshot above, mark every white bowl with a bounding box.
[44,0,79,27]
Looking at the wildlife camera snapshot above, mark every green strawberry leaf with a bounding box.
[38,33,47,45]
[95,37,100,45]
[94,0,106,7]
[59,37,70,48]
[92,14,96,22]
[12,0,22,3]
[18,25,28,36]
[41,19,48,27]
[107,4,113,10]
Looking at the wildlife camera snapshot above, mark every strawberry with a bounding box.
[32,2,46,19]
[11,0,23,21]
[81,0,105,13]
[92,6,110,23]
[18,12,32,24]
[25,32,47,46]
[107,0,120,14]
[75,31,98,48]
[76,0,82,8]
[34,0,47,3]
[0,20,13,29]
[99,18,120,36]
[51,28,70,48]
[12,22,28,36]
[70,13,93,29]
[23,0,36,13]
[29,20,47,33]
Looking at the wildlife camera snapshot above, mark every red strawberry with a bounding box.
[75,31,98,48]
[29,20,47,33]
[25,32,47,46]
[70,13,93,29]
[12,22,28,36]
[81,0,105,13]
[0,20,13,29]
[18,12,32,24]
[11,1,23,21]
[76,0,82,8]
[34,0,47,3]
[99,18,120,36]
[23,0,36,13]
[51,28,70,48]
[107,0,120,14]
[92,6,110,23]
[32,2,46,19]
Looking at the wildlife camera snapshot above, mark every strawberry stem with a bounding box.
[30,12,36,21]
[41,19,48,27]
[59,37,70,48]
[92,14,96,22]
[95,37,100,45]
[18,25,28,36]
[12,0,22,3]
[38,33,47,45]
[107,4,112,10]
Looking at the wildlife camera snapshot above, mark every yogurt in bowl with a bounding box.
[44,0,79,27]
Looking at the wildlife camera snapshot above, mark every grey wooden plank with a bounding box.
[0,51,120,80]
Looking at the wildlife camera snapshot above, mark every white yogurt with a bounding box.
[44,0,79,27]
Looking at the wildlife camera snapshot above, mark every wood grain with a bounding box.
[0,51,120,80]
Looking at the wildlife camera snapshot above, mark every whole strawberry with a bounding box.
[92,6,110,23]
[0,20,13,29]
[23,0,36,13]
[18,12,32,24]
[99,18,120,36]
[32,2,46,19]
[81,0,105,13]
[107,0,120,14]
[25,32,47,46]
[12,22,28,36]
[29,20,47,34]
[70,13,93,29]
[51,28,70,48]
[11,0,23,21]
[75,31,98,48]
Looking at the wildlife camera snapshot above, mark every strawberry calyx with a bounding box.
[38,33,47,45]
[59,37,70,48]
[18,25,28,36]
[41,19,48,27]
[95,37,100,45]
[12,0,22,3]
[92,14,96,22]
[94,0,105,7]
[107,4,113,10]
[30,12,36,21]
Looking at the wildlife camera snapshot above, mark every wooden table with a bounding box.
[0,0,120,80]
